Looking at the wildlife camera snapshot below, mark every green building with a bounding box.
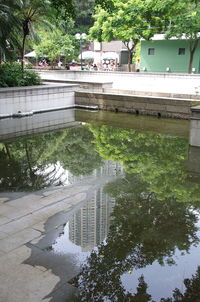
[140,34,200,73]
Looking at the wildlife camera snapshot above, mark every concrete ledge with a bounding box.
[0,84,79,118]
[104,88,200,100]
[75,91,200,119]
[33,69,200,79]
[43,79,113,92]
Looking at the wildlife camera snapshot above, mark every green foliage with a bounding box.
[34,29,75,64]
[25,62,33,69]
[95,0,114,11]
[15,0,53,70]
[50,0,76,18]
[89,0,162,70]
[73,0,96,34]
[0,63,41,87]
[0,0,20,60]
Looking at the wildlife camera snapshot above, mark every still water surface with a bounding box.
[1,110,200,301]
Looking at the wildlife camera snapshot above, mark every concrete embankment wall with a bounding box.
[0,84,78,118]
[75,91,200,119]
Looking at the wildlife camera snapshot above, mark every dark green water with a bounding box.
[1,109,200,301]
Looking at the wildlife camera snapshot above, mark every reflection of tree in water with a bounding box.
[52,126,102,176]
[71,174,200,301]
[90,125,200,203]
[0,141,60,191]
[0,125,102,191]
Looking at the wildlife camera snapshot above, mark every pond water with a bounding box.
[1,109,200,301]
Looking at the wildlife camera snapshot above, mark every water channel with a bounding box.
[1,109,200,301]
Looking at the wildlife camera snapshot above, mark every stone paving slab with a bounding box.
[0,228,41,253]
[0,215,10,225]
[0,184,91,302]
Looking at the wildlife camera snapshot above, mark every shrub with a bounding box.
[0,63,41,87]
[25,62,33,69]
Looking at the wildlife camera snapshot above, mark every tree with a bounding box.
[34,29,75,67]
[154,0,200,73]
[89,0,162,71]
[50,0,75,18]
[15,0,51,71]
[73,0,96,34]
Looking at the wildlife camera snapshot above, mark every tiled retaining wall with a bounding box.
[0,84,79,118]
[75,91,200,119]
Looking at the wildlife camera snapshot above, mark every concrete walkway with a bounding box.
[0,184,91,302]
[36,70,200,96]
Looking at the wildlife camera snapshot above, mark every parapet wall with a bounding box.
[0,84,79,118]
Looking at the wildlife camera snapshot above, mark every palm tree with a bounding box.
[16,0,50,70]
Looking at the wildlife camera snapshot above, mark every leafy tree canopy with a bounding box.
[34,29,75,65]
[89,0,162,71]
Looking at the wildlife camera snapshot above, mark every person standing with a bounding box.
[135,59,140,72]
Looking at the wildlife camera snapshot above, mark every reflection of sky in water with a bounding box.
[52,223,90,264]
[121,214,200,300]
[37,162,71,186]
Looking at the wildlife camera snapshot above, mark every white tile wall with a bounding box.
[0,84,78,118]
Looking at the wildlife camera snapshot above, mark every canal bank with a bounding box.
[1,70,200,119]
[39,70,200,119]
[75,91,200,119]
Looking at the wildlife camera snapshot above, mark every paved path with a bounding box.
[37,70,200,96]
[0,184,92,302]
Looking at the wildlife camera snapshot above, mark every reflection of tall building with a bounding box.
[69,188,115,251]
[68,160,123,251]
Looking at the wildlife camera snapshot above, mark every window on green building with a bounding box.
[148,48,155,55]
[178,48,185,55]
